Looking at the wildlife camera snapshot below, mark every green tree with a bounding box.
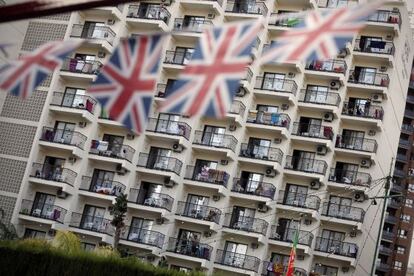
[110,193,128,251]
[0,208,17,240]
[52,230,81,254]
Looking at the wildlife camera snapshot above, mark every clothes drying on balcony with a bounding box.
[196,166,229,184]
[323,126,333,139]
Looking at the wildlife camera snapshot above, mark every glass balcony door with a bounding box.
[102,134,124,155]
[320,230,346,253]
[202,126,226,147]
[334,162,359,183]
[62,87,86,108]
[32,192,56,218]
[305,85,329,103]
[230,206,255,230]
[193,159,218,182]
[156,113,180,134]
[223,241,248,267]
[354,67,377,84]
[262,73,285,90]
[148,147,171,170]
[53,121,75,144]
[139,182,163,205]
[292,150,315,171]
[185,194,209,218]
[80,205,105,231]
[285,184,308,206]
[239,171,263,193]
[277,218,299,241]
[91,169,115,193]
[81,21,105,39]
[128,217,153,243]
[341,129,365,150]
[247,138,270,159]
[298,117,322,136]
[42,156,65,181]
[327,196,352,217]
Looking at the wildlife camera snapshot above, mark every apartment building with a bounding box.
[0,0,412,275]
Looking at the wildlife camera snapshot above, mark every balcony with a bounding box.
[180,0,223,13]
[298,89,341,108]
[184,165,229,191]
[379,245,393,256]
[69,213,113,236]
[146,118,191,140]
[342,102,384,122]
[60,58,102,79]
[137,153,182,176]
[269,225,313,246]
[193,131,237,152]
[381,230,395,241]
[223,214,268,235]
[126,4,170,30]
[167,237,213,260]
[328,168,371,187]
[164,50,192,67]
[228,100,246,121]
[335,135,378,153]
[348,70,390,88]
[354,39,395,56]
[268,12,301,29]
[120,226,164,249]
[40,127,87,150]
[321,203,365,223]
[128,188,173,211]
[387,198,402,209]
[246,110,290,135]
[239,143,283,165]
[70,24,115,48]
[318,0,357,8]
[385,214,398,224]
[305,59,347,75]
[397,153,408,162]
[284,156,328,175]
[314,237,358,258]
[391,183,404,192]
[232,178,276,199]
[278,191,321,211]
[173,18,212,33]
[19,199,66,224]
[405,109,414,118]
[175,201,221,224]
[29,163,77,187]
[90,140,135,163]
[79,176,126,198]
[376,262,391,273]
[262,262,307,276]
[214,250,260,272]
[50,92,97,117]
[254,76,298,98]
[225,0,268,17]
[367,9,401,30]
[291,123,334,140]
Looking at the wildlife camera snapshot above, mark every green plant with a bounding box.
[52,230,81,254]
[110,193,128,251]
[0,208,18,241]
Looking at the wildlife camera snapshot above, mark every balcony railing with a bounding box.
[393,170,405,179]
[291,123,334,140]
[215,249,260,272]
[193,131,237,152]
[184,165,229,187]
[305,59,347,74]
[70,24,115,45]
[376,262,391,272]
[278,190,321,210]
[120,226,164,248]
[232,178,276,199]
[342,102,384,120]
[239,143,283,164]
[176,201,221,224]
[269,225,313,246]
[388,199,402,209]
[167,237,213,260]
[399,138,410,146]
[385,214,398,224]
[225,0,268,16]
[69,213,114,235]
[146,118,191,140]
[173,18,212,33]
[262,262,307,276]
[254,76,298,95]
[405,109,414,118]
[318,0,358,8]
[127,4,170,23]
[223,213,268,235]
[368,9,401,29]
[269,12,301,27]
[80,176,126,196]
[328,168,371,187]
[20,199,66,223]
[164,50,193,65]
[247,110,290,128]
[90,140,135,162]
[243,68,253,82]
[40,127,87,149]
[61,58,102,75]
[229,100,246,117]
[321,203,365,222]
[379,245,393,255]
[137,153,182,175]
[284,156,328,175]
[128,188,173,211]
[354,39,395,55]
[348,70,390,87]
[298,89,341,106]
[30,163,77,186]
[381,230,395,241]
[50,92,97,114]
[335,135,378,153]
[314,237,358,258]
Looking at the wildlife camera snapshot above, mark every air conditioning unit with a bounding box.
[350,230,357,237]
[310,180,321,190]
[116,164,127,175]
[337,48,348,58]
[68,156,77,164]
[78,121,87,128]
[229,123,237,131]
[107,19,115,25]
[172,143,183,153]
[323,112,334,122]
[281,103,289,110]
[274,138,282,144]
[204,230,213,237]
[360,159,372,168]
[265,167,277,177]
[342,267,350,273]
[330,80,341,90]
[57,189,67,199]
[221,159,228,165]
[371,94,383,103]
[207,13,215,19]
[156,217,165,225]
[316,145,327,155]
[97,51,106,58]
[368,130,376,136]
[213,195,220,201]
[258,202,269,213]
[380,66,388,72]
[236,87,246,97]
[164,176,173,187]
[354,191,366,202]
[287,72,296,78]
[304,218,312,225]
[126,133,135,140]
[297,254,305,261]
[251,242,259,249]
[385,34,394,41]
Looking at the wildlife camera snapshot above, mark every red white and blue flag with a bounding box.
[0,40,81,99]
[88,35,165,134]
[160,20,262,118]
[261,2,382,64]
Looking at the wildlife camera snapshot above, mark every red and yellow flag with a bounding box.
[286,230,299,276]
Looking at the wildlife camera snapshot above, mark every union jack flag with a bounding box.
[88,35,165,134]
[261,2,382,64]
[0,40,81,99]
[160,20,262,118]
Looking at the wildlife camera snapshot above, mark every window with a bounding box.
[409,184,414,192]
[262,72,285,91]
[62,87,86,108]
[102,134,125,154]
[396,246,405,254]
[313,263,338,276]
[90,169,115,194]
[398,229,408,238]
[331,162,359,184]
[401,214,411,223]
[81,242,96,251]
[80,205,106,231]
[284,184,308,207]
[127,217,154,243]
[304,85,329,104]
[244,137,271,159]
[223,241,248,268]
[394,261,403,270]
[24,228,46,239]
[405,198,413,208]
[201,125,226,146]
[147,147,172,170]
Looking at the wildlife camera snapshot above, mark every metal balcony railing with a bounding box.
[328,168,371,187]
[69,213,114,235]
[262,262,307,276]
[342,102,384,120]
[164,50,193,65]
[335,135,378,153]
[268,12,301,27]
[184,165,229,187]
[175,201,221,224]
[269,225,313,246]
[385,214,398,224]
[321,203,365,222]
[120,226,164,248]
[376,262,391,272]
[243,68,253,82]
[397,153,408,161]
[229,100,246,117]
[40,127,87,149]
[193,131,237,152]
[284,156,328,175]
[239,143,283,164]
[167,237,213,260]
[368,9,401,29]
[20,199,66,223]
[354,39,395,55]
[30,163,77,186]
[225,0,268,16]
[387,199,402,209]
[393,170,405,179]
[291,123,334,140]
[379,245,393,255]
[317,0,358,8]
[314,237,358,258]
[173,18,212,33]
[247,110,290,128]
[50,92,97,114]
[61,58,102,75]
[298,89,341,106]
[127,4,170,23]
[146,118,191,140]
[128,188,173,211]
[305,59,347,74]
[80,176,126,196]
[215,249,260,272]
[254,76,298,95]
[223,213,268,235]
[348,70,390,87]
[399,138,410,146]
[405,109,414,118]
[90,140,135,162]
[278,190,321,210]
[232,178,276,199]
[381,230,395,241]
[70,24,115,45]
[137,153,182,175]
